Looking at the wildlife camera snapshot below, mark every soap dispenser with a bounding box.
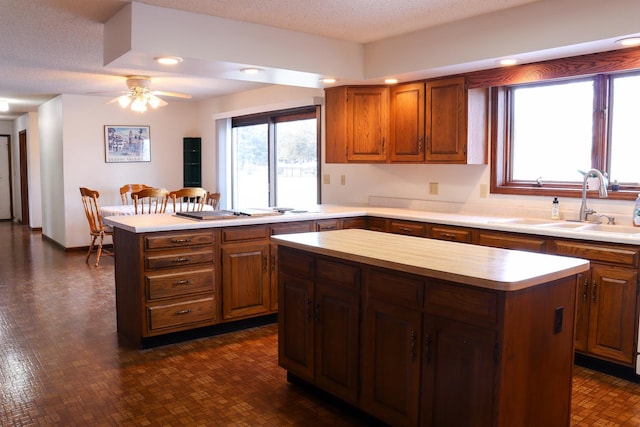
[551,197,560,220]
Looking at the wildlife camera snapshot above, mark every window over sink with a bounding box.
[490,47,640,200]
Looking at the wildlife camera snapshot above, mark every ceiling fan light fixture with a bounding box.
[131,97,147,113]
[155,56,183,65]
[0,100,9,112]
[117,95,132,108]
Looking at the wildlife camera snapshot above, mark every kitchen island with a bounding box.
[273,229,590,427]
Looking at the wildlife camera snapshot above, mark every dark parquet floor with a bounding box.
[1,221,640,426]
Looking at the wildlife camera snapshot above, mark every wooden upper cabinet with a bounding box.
[325,77,486,164]
[347,86,389,162]
[390,82,425,162]
[425,77,487,164]
[325,86,389,163]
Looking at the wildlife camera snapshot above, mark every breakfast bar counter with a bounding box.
[273,229,589,427]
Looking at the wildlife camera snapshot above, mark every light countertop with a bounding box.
[272,229,590,291]
[103,204,640,245]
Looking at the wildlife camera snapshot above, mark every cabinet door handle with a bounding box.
[263,255,268,273]
[271,254,276,270]
[314,303,320,322]
[425,334,432,362]
[306,299,313,321]
[582,279,589,302]
[409,329,416,360]
[591,280,597,302]
[173,257,192,263]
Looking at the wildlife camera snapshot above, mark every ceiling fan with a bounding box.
[107,75,192,112]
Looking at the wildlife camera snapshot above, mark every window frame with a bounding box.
[230,105,321,208]
[465,45,640,201]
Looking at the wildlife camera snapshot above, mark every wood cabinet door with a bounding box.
[278,272,315,381]
[421,317,496,427]
[361,299,422,427]
[574,270,591,352]
[587,265,638,364]
[270,221,315,311]
[221,242,270,320]
[425,77,467,163]
[314,283,360,404]
[346,86,389,162]
[390,82,425,162]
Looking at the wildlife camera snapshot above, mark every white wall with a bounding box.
[37,94,199,248]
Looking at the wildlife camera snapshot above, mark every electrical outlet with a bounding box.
[340,175,346,185]
[480,184,488,198]
[323,174,330,184]
[428,182,439,195]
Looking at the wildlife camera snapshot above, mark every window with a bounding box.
[493,67,640,199]
[231,106,319,208]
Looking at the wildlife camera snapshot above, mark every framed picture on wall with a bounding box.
[104,125,151,163]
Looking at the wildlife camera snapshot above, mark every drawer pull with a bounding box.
[441,233,457,239]
[323,225,336,230]
[175,309,193,315]
[172,257,192,263]
[174,279,191,285]
[399,227,412,232]
[171,238,192,243]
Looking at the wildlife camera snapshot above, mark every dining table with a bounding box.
[100,203,214,217]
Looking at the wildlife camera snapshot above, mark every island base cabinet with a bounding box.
[361,300,422,427]
[421,317,496,427]
[278,247,361,404]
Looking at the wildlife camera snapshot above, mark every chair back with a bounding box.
[206,192,221,211]
[132,188,169,214]
[169,187,207,212]
[120,184,152,205]
[80,187,106,233]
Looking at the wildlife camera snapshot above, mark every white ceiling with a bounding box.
[0,0,636,120]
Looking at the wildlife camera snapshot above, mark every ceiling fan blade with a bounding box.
[151,90,192,99]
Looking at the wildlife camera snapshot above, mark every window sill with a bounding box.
[491,184,638,201]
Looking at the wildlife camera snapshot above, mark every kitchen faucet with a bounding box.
[578,169,608,222]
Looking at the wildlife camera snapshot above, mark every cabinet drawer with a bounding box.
[552,240,639,268]
[390,220,426,237]
[368,268,424,309]
[145,248,214,270]
[367,217,388,232]
[145,231,214,249]
[145,268,214,300]
[425,280,498,325]
[430,226,472,243]
[270,221,314,235]
[476,231,546,252]
[278,247,315,277]
[316,258,360,290]
[147,297,215,331]
[222,225,269,243]
[316,219,341,231]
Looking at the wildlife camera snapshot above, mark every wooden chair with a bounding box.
[79,187,113,267]
[131,188,169,214]
[169,187,207,212]
[205,192,221,211]
[120,184,152,205]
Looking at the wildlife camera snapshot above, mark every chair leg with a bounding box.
[86,235,97,264]
[95,233,105,268]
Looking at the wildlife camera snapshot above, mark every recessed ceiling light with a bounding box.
[498,58,518,66]
[155,56,183,65]
[617,37,640,47]
[0,100,8,112]
[320,78,336,84]
[384,78,398,84]
[241,67,263,75]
